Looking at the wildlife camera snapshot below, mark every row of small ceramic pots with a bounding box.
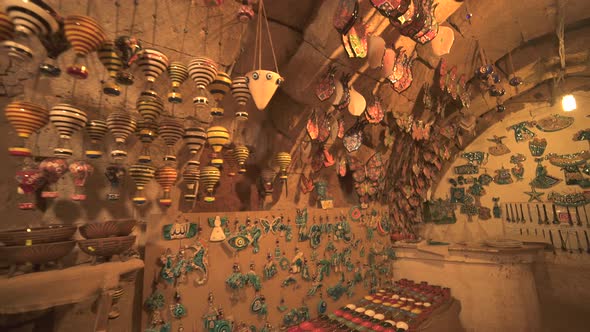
[0,220,136,276]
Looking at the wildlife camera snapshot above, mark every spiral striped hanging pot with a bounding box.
[155,165,178,207]
[230,76,251,119]
[136,90,164,124]
[0,11,15,42]
[208,71,232,117]
[106,110,137,160]
[64,15,107,79]
[98,41,124,96]
[187,56,219,90]
[85,119,108,159]
[5,100,49,157]
[129,164,156,205]
[159,117,185,162]
[4,0,59,37]
[50,103,88,157]
[1,40,33,64]
[182,160,200,201]
[274,152,292,180]
[206,126,230,167]
[184,126,207,156]
[200,165,220,203]
[132,48,169,85]
[135,119,159,163]
[167,61,188,103]
[233,145,250,174]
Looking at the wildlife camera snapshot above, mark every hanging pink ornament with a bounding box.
[15,165,45,210]
[69,161,93,201]
[39,157,68,198]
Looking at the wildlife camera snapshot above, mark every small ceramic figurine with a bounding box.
[209,216,227,242]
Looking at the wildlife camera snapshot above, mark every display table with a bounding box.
[392,242,543,331]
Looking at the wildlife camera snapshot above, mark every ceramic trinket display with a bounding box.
[4,100,49,157]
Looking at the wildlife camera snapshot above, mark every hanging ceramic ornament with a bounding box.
[4,100,49,157]
[105,164,126,200]
[4,0,59,37]
[348,85,366,116]
[507,121,535,142]
[39,157,68,198]
[15,164,45,210]
[135,119,159,163]
[64,15,107,79]
[431,25,454,56]
[69,160,93,201]
[206,126,230,167]
[166,61,188,103]
[155,165,178,207]
[85,119,108,159]
[38,17,70,77]
[530,158,561,189]
[136,90,164,124]
[260,168,276,195]
[106,110,137,160]
[343,121,364,153]
[129,164,156,205]
[97,41,124,96]
[366,98,384,123]
[182,160,200,201]
[0,11,14,42]
[487,135,510,156]
[208,71,232,116]
[231,76,251,120]
[200,166,221,202]
[528,137,547,157]
[209,216,227,242]
[367,35,386,69]
[274,152,291,180]
[233,145,250,174]
[246,0,284,111]
[183,125,207,159]
[188,56,219,91]
[159,117,185,162]
[131,48,169,86]
[1,40,33,65]
[114,35,142,85]
[49,103,88,157]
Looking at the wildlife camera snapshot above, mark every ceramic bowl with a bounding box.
[0,225,76,246]
[78,235,136,259]
[78,219,136,239]
[0,240,75,265]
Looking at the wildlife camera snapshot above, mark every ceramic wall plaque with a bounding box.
[163,222,198,240]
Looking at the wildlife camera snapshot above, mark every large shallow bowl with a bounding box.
[78,219,136,239]
[78,235,136,260]
[0,225,76,246]
[0,241,75,266]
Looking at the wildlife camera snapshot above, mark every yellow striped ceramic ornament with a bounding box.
[167,61,188,103]
[133,48,169,84]
[231,76,251,120]
[129,163,156,205]
[260,168,276,195]
[50,103,88,157]
[274,152,292,180]
[233,145,250,174]
[4,0,59,37]
[182,160,200,201]
[187,56,219,90]
[155,165,178,207]
[85,119,108,159]
[208,71,232,116]
[64,15,107,79]
[4,100,49,157]
[206,126,230,167]
[98,41,124,96]
[183,126,207,156]
[0,11,15,42]
[135,119,159,163]
[200,165,220,203]
[106,110,137,160]
[136,90,164,123]
[159,117,185,162]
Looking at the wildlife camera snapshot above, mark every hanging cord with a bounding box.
[252,0,262,70]
[86,0,92,16]
[123,1,139,109]
[151,0,158,45]
[114,1,120,36]
[179,1,192,54]
[261,0,279,74]
[555,0,567,84]
[204,7,211,55]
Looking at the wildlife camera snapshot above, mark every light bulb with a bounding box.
[561,94,576,112]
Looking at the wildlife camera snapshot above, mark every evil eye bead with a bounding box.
[276,77,283,85]
[252,72,259,80]
[266,72,273,80]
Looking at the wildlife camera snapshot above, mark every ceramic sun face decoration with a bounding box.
[63,15,107,79]
[5,100,49,157]
[245,70,283,111]
[50,103,88,157]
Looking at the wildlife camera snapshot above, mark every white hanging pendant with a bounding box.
[245,70,283,111]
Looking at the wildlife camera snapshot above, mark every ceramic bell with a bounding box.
[245,70,283,110]
[5,100,49,157]
[188,56,219,90]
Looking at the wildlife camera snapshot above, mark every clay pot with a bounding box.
[245,70,283,110]
[431,26,454,56]
[231,76,251,106]
[367,35,386,69]
[0,225,76,246]
[348,85,366,116]
[79,219,136,239]
[128,164,156,205]
[0,241,75,276]
[132,48,169,84]
[0,11,14,42]
[274,152,292,180]
[4,0,59,37]
[155,166,178,206]
[233,145,250,174]
[208,71,232,103]
[78,235,136,262]
[182,160,200,200]
[187,56,219,90]
[159,117,185,162]
[206,126,230,166]
[39,157,68,198]
[199,166,220,202]
[1,40,33,63]
[183,126,207,155]
[4,100,49,157]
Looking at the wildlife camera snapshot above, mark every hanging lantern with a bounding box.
[131,48,169,86]
[206,126,230,167]
[136,90,164,123]
[155,165,178,207]
[260,168,275,195]
[184,126,207,157]
[106,110,137,160]
[15,164,45,210]
[69,160,93,201]
[85,119,108,159]
[431,26,454,57]
[274,152,292,180]
[135,119,159,163]
[233,145,250,174]
[114,35,142,85]
[167,61,189,103]
[4,0,59,38]
[39,157,68,198]
[105,164,126,200]
[4,100,49,157]
[182,160,200,201]
[200,165,220,203]
[98,41,124,96]
[0,11,15,42]
[129,164,156,205]
[159,117,185,162]
[208,71,232,116]
[187,56,219,91]
[50,103,88,157]
[64,15,107,79]
[231,76,251,120]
